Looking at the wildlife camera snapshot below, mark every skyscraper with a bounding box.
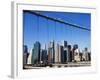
[84,48,89,61]
[24,45,28,53]
[48,47,52,63]
[55,43,60,63]
[67,45,72,62]
[73,44,78,50]
[41,45,47,64]
[31,41,41,64]
[48,41,55,63]
[64,41,67,48]
[27,48,32,64]
[73,44,80,62]
[88,52,91,61]
[60,45,64,63]
[52,41,55,63]
[63,41,68,63]
[31,48,35,64]
[72,44,78,61]
[23,45,29,66]
[63,48,67,63]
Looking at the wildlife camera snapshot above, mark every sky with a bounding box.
[23,10,91,52]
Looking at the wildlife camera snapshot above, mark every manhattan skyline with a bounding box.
[23,10,91,52]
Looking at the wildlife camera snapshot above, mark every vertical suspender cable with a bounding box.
[46,18,49,46]
[37,15,39,42]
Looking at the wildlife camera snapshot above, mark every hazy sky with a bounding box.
[23,10,91,52]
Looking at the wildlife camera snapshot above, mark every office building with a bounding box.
[31,41,41,64]
[48,41,55,63]
[84,48,89,61]
[27,48,32,64]
[88,52,91,61]
[72,44,78,61]
[74,48,80,62]
[48,47,52,63]
[55,43,60,63]
[41,48,47,64]
[67,45,72,62]
[64,41,68,48]
[60,45,64,63]
[63,48,67,63]
[23,45,29,65]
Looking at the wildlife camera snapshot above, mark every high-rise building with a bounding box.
[63,41,68,63]
[73,44,78,50]
[64,41,67,48]
[60,45,64,63]
[72,44,78,61]
[55,43,60,63]
[82,50,86,61]
[48,47,52,63]
[24,45,28,53]
[84,48,89,61]
[88,52,91,61]
[67,45,72,62]
[63,48,67,63]
[27,48,32,64]
[74,47,80,62]
[48,41,55,63]
[23,45,29,66]
[79,52,83,61]
[41,49,47,64]
[58,45,61,63]
[31,41,41,64]
[31,48,35,64]
[52,41,55,63]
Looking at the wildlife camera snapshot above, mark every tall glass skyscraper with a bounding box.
[24,45,28,53]
[60,46,64,63]
[67,45,72,62]
[63,41,68,63]
[23,45,29,68]
[48,41,55,63]
[55,43,60,63]
[31,41,41,64]
[41,49,47,64]
[64,41,67,48]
